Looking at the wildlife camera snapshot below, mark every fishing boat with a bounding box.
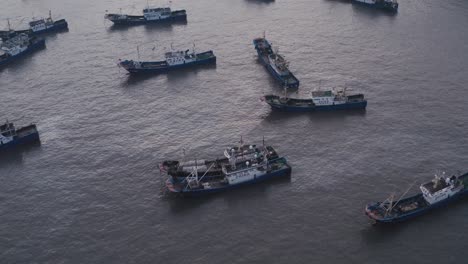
[352,0,398,12]
[253,36,299,89]
[0,12,68,40]
[165,145,291,197]
[0,33,45,67]
[0,121,40,151]
[119,46,216,74]
[160,142,280,180]
[105,6,186,25]
[365,171,468,224]
[264,87,367,112]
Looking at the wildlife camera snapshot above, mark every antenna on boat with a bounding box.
[7,19,11,31]
[263,30,266,39]
[262,136,265,149]
[192,42,196,54]
[146,0,150,9]
[136,45,140,59]
[49,10,52,19]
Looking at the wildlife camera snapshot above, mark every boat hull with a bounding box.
[266,100,367,112]
[0,39,46,67]
[106,11,187,25]
[167,166,292,197]
[121,54,216,74]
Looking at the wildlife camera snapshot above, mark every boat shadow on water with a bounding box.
[351,4,398,18]
[0,141,41,167]
[245,0,275,5]
[262,108,367,123]
[164,176,292,214]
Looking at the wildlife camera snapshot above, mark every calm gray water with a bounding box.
[1,0,468,263]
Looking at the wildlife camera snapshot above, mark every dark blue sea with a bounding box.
[1,0,468,263]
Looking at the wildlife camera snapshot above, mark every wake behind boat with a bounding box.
[105,6,186,25]
[119,46,216,74]
[253,36,299,89]
[365,171,468,224]
[264,87,367,112]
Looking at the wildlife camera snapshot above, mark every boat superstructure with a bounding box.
[119,46,216,73]
[264,87,367,112]
[253,36,299,89]
[365,171,468,224]
[161,141,280,180]
[105,6,187,25]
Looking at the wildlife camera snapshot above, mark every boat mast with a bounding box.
[7,19,11,31]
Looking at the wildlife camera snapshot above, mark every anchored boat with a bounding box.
[264,87,367,112]
[0,11,68,40]
[119,46,216,74]
[253,36,299,89]
[105,7,186,25]
[352,0,398,12]
[161,143,280,180]
[365,171,468,224]
[165,142,290,196]
[0,33,45,67]
[0,121,40,151]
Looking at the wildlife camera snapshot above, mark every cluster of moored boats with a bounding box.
[0,11,68,67]
[3,0,467,226]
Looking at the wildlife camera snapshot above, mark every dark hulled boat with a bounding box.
[165,148,291,197]
[105,7,186,25]
[352,0,398,12]
[119,48,215,74]
[264,88,367,112]
[0,121,40,151]
[0,33,45,67]
[365,171,468,224]
[0,11,68,40]
[253,36,299,89]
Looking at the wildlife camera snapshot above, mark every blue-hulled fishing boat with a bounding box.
[119,46,215,74]
[0,33,45,67]
[0,121,40,151]
[264,87,367,112]
[352,0,398,12]
[0,11,68,40]
[365,171,468,224]
[105,7,186,25]
[253,36,299,89]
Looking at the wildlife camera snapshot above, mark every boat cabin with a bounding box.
[143,7,171,20]
[420,174,463,204]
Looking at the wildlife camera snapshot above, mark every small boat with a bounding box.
[264,87,367,112]
[0,121,40,151]
[253,36,299,89]
[0,33,45,67]
[0,11,68,40]
[352,0,398,12]
[119,47,216,74]
[165,146,291,197]
[105,7,186,25]
[160,143,280,180]
[365,171,468,224]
